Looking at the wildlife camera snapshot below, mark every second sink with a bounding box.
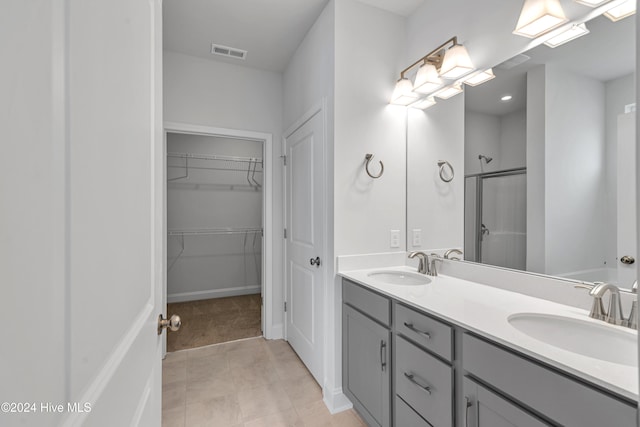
[508,313,637,366]
[367,270,431,286]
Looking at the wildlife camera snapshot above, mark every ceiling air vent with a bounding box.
[211,43,247,60]
[497,54,531,70]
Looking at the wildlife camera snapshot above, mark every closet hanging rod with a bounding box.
[168,227,263,236]
[167,152,262,165]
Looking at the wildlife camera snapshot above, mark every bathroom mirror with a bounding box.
[407,13,637,289]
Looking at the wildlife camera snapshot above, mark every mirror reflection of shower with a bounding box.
[478,154,493,164]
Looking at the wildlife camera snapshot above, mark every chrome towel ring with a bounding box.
[437,160,454,182]
[365,154,384,179]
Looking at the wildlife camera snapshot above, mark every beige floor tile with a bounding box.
[231,359,281,390]
[237,383,293,421]
[185,394,243,427]
[187,351,229,382]
[163,358,187,387]
[243,409,303,427]
[295,400,334,427]
[284,372,323,409]
[186,369,236,405]
[227,345,273,370]
[275,356,312,382]
[162,381,186,411]
[162,406,185,427]
[330,410,366,427]
[222,336,267,353]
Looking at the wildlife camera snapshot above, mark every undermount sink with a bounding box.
[508,313,637,366]
[367,270,431,286]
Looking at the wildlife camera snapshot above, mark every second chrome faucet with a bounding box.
[408,251,442,277]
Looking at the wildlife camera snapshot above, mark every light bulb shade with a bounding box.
[513,0,569,38]
[413,63,443,94]
[434,84,463,100]
[462,69,496,86]
[390,78,419,105]
[544,23,589,47]
[574,0,612,6]
[440,44,474,79]
[410,97,437,110]
[604,0,636,21]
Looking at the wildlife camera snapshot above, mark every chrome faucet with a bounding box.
[444,248,463,260]
[627,281,638,329]
[429,253,442,277]
[576,282,627,327]
[408,251,429,274]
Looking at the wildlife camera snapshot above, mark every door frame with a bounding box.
[282,98,329,370]
[163,121,275,345]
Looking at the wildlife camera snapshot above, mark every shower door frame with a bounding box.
[467,167,527,263]
[162,121,275,354]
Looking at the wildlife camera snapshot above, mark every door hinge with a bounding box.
[284,228,287,239]
[281,155,287,166]
[284,301,287,312]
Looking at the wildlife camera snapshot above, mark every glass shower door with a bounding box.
[479,172,527,270]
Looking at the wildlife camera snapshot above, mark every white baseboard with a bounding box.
[167,286,260,303]
[323,387,353,414]
[267,323,284,340]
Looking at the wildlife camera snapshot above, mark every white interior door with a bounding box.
[2,1,164,426]
[617,113,637,287]
[285,110,325,385]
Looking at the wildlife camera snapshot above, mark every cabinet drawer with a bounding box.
[463,333,636,427]
[395,303,453,361]
[395,335,453,427]
[343,279,391,327]
[395,395,432,427]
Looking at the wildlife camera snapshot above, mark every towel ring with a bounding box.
[365,154,384,179]
[437,160,454,182]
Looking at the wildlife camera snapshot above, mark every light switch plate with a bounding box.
[390,230,400,248]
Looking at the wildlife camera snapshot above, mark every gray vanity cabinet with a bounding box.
[463,377,550,427]
[343,281,392,427]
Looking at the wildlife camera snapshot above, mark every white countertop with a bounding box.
[339,266,639,402]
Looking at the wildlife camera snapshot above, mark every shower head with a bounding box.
[478,154,493,164]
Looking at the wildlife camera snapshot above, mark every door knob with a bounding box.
[157,314,181,335]
[310,256,321,267]
[621,255,635,265]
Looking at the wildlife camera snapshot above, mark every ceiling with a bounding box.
[163,0,426,72]
[163,0,330,72]
[466,14,635,116]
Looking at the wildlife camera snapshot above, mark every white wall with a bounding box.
[499,109,527,170]
[166,134,263,302]
[465,111,500,175]
[163,50,285,332]
[408,95,465,251]
[544,65,607,276]
[605,73,635,269]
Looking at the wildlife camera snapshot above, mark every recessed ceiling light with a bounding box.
[501,95,513,102]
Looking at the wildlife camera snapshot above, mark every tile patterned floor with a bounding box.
[167,294,262,352]
[162,337,366,427]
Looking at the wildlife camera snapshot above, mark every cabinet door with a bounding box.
[463,378,551,427]
[343,305,391,427]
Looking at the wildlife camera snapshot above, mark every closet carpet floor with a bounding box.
[167,294,262,352]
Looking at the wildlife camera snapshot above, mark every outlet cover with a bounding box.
[390,230,400,248]
[412,229,422,247]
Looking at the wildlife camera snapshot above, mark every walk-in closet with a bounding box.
[166,132,263,351]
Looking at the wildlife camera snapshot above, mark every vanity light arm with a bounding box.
[399,36,458,78]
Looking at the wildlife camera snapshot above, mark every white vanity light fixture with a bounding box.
[544,23,590,47]
[413,63,444,94]
[390,78,419,106]
[410,97,437,110]
[574,0,612,6]
[434,84,463,100]
[439,44,475,79]
[604,0,636,21]
[513,0,569,38]
[461,68,496,86]
[390,36,474,105]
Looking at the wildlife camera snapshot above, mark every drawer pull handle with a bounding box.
[404,372,431,395]
[464,396,472,427]
[380,340,387,371]
[403,322,431,339]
